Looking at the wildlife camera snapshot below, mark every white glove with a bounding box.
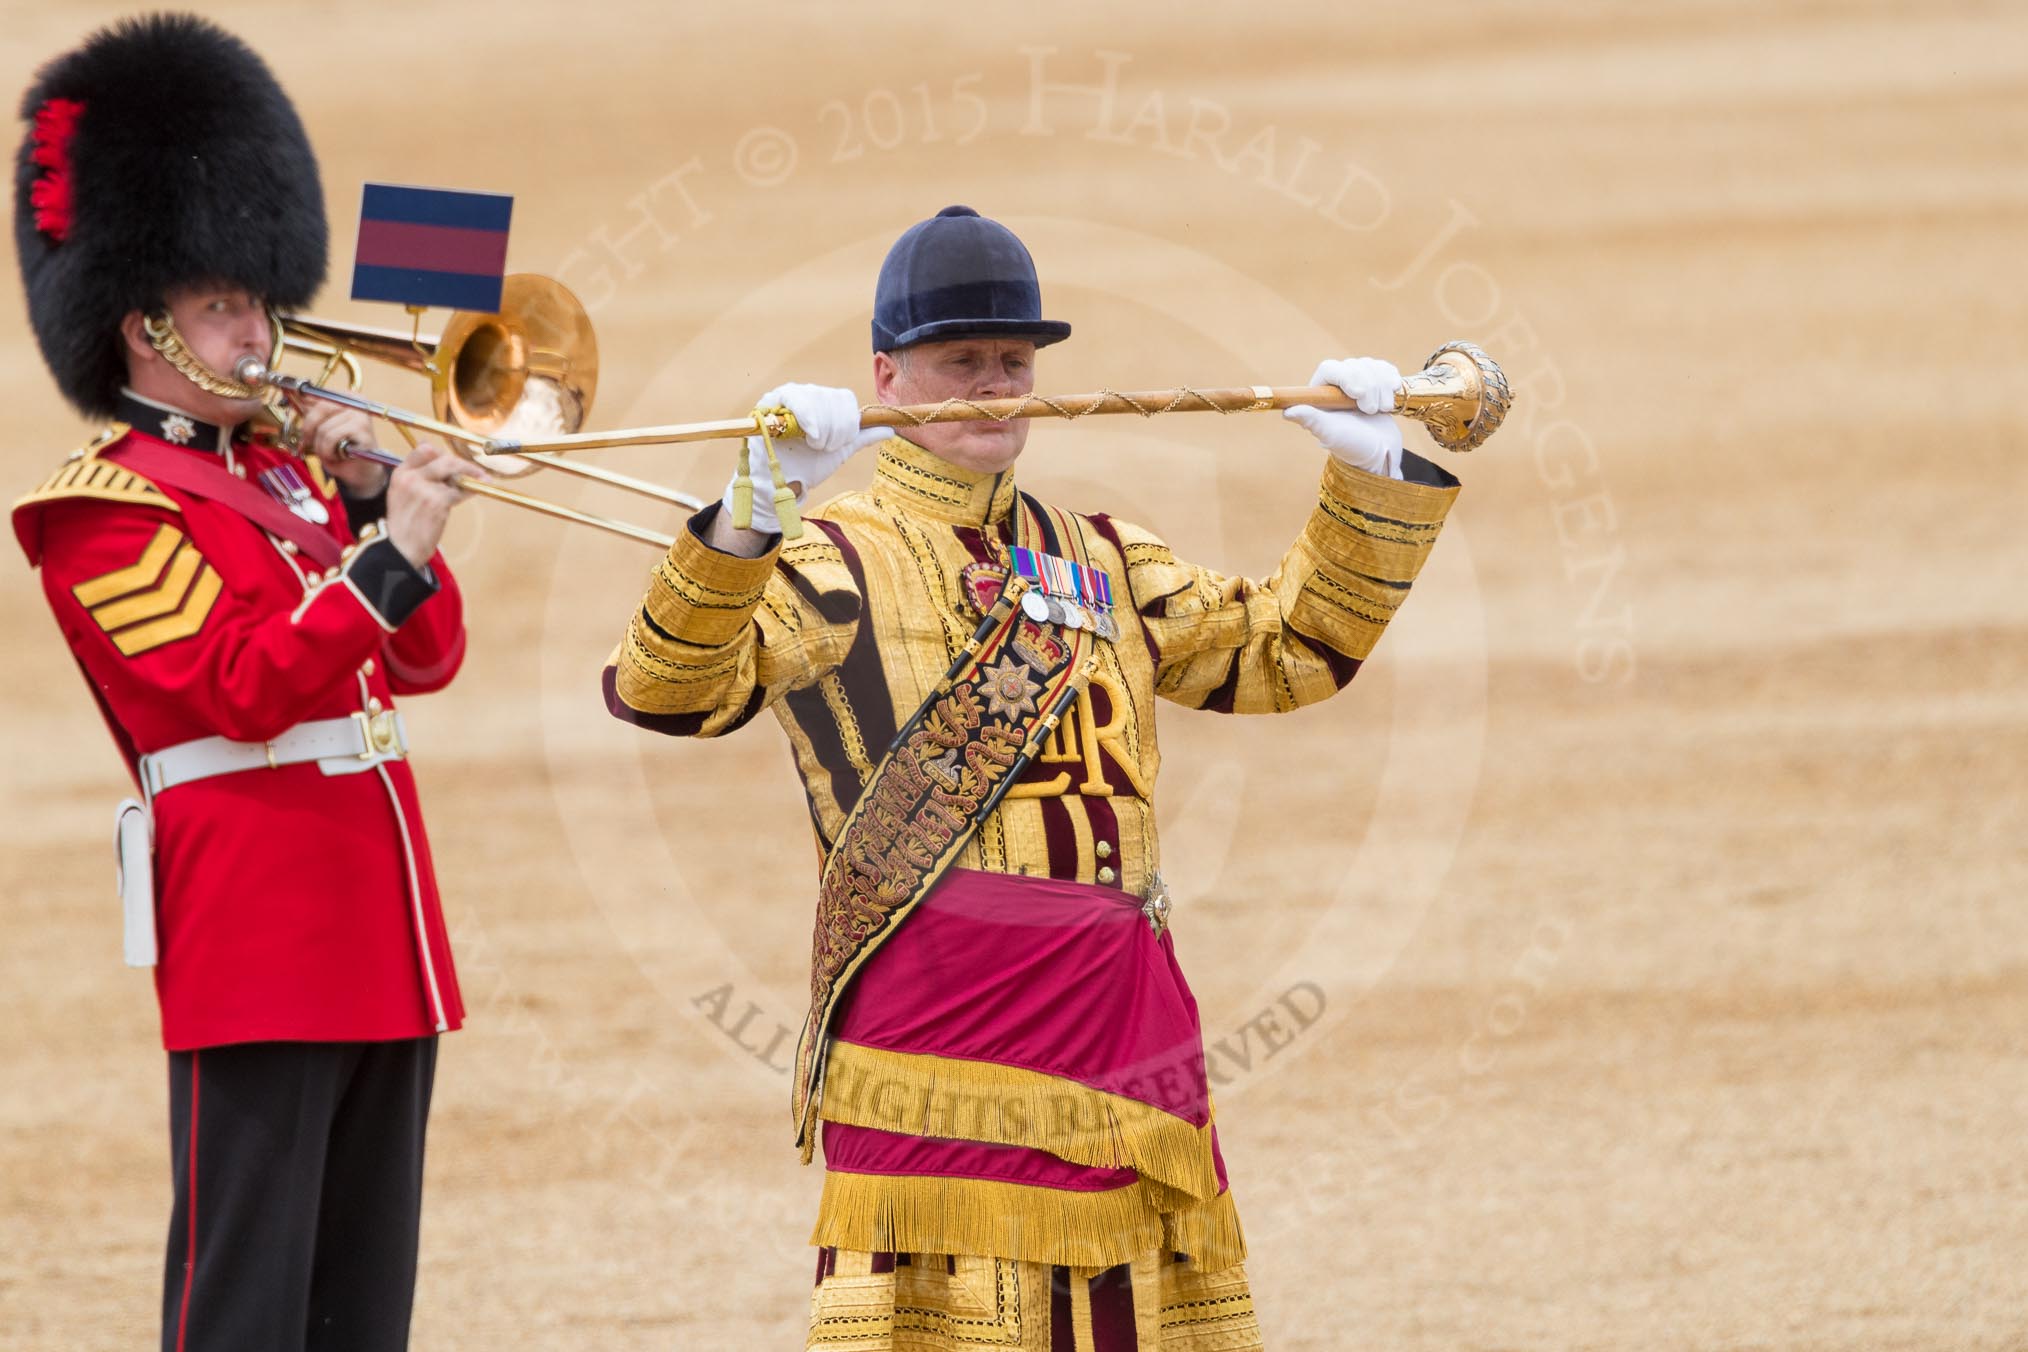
[1283,357,1405,479]
[720,382,890,533]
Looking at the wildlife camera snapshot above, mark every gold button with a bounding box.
[360,658,375,677]
[1095,841,1113,860]
[1098,866,1117,885]
[367,697,384,715]
[280,540,298,555]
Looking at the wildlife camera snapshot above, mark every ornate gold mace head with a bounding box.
[1396,340,1512,453]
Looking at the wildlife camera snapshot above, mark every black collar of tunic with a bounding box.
[115,389,234,455]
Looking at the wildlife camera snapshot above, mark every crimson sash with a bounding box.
[790,581,1096,1155]
[101,440,344,568]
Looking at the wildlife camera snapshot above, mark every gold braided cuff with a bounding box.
[1302,456,1458,585]
[640,522,779,650]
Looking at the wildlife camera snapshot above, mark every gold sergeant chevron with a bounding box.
[69,522,223,656]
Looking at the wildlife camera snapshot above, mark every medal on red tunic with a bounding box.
[258,461,330,525]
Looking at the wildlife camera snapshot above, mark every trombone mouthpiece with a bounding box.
[234,356,269,385]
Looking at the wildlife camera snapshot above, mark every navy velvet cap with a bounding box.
[871,205,1071,352]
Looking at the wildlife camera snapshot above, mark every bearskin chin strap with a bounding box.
[141,312,262,401]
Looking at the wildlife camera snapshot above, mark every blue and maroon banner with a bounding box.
[350,183,512,313]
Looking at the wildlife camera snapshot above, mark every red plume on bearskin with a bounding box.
[12,14,328,416]
[28,97,84,241]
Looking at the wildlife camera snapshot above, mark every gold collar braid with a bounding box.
[870,437,1020,527]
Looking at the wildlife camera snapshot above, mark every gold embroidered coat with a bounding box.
[608,437,1456,889]
[603,435,1460,1265]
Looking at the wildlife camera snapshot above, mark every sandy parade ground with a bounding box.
[1,2,2024,1347]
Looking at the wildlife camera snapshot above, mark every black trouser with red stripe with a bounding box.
[162,1038,437,1352]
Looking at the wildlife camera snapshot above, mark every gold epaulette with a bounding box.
[11,424,177,515]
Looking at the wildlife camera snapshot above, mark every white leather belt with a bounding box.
[138,712,409,799]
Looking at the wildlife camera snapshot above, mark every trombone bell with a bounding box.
[276,273,599,462]
[254,274,697,546]
[433,274,598,441]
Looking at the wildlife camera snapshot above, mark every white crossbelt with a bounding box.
[137,711,409,799]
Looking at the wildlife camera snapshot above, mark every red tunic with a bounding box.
[12,405,466,1050]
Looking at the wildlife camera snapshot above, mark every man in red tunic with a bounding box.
[10,16,481,1350]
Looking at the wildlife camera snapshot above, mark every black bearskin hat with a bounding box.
[13,13,327,417]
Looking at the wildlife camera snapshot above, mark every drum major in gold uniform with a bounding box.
[606,206,1461,1349]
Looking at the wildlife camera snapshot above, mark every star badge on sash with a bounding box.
[978,653,1042,719]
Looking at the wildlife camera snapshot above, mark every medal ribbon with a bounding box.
[1011,493,1117,636]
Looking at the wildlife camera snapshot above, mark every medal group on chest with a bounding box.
[1011,545,1118,641]
[257,459,330,525]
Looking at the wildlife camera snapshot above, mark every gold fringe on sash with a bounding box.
[813,1170,1162,1269]
[818,1041,1222,1201]
[1161,1187,1247,1273]
[810,1172,1249,1274]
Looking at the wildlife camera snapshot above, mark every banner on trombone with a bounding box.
[351,183,513,314]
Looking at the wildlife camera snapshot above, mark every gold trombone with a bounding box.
[240,274,1511,550]
[239,274,700,549]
